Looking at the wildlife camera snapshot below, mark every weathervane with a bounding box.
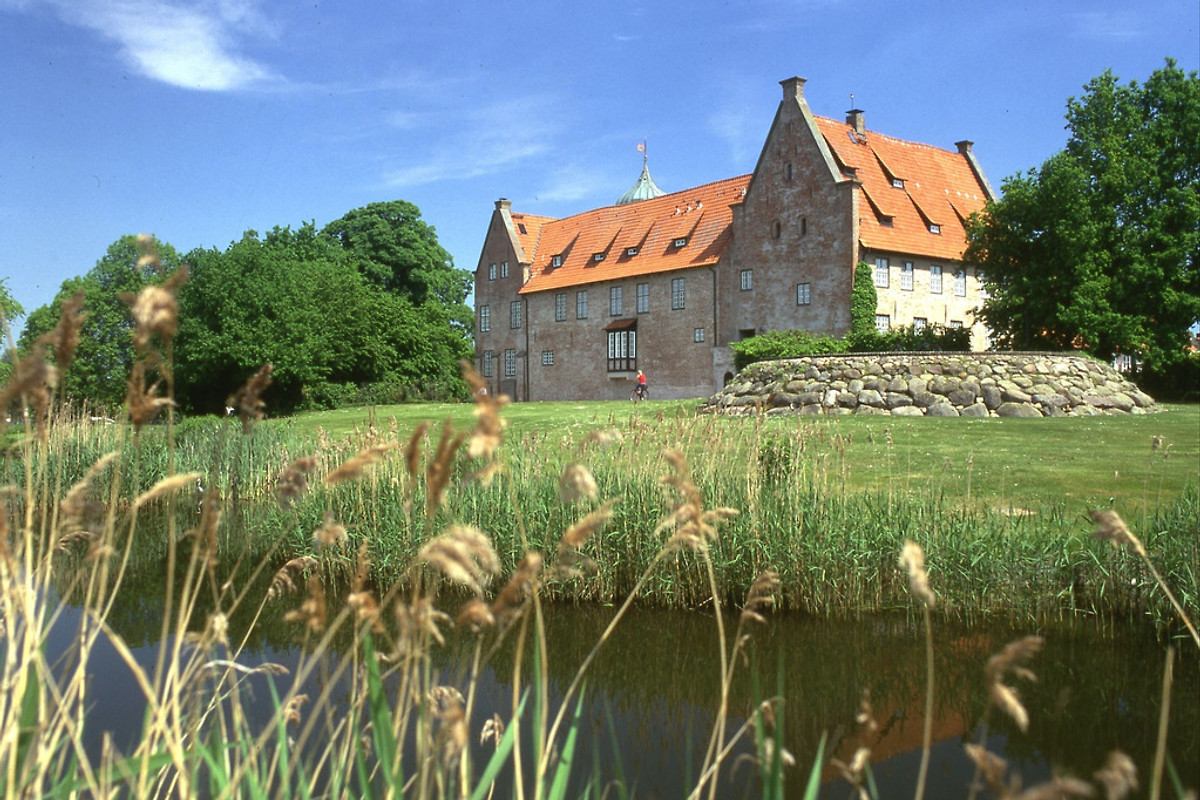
[637,138,647,165]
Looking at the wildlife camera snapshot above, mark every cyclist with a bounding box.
[632,370,649,401]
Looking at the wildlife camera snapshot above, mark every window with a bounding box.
[607,329,637,372]
[503,349,516,377]
[799,216,807,236]
[671,278,686,310]
[874,258,889,288]
[626,247,639,257]
[954,269,967,297]
[930,265,943,294]
[740,269,753,291]
[636,283,649,313]
[510,301,522,329]
[482,350,494,377]
[949,320,964,329]
[892,178,904,189]
[929,224,941,235]
[900,262,914,291]
[610,286,623,316]
[772,220,782,239]
[500,261,509,278]
[913,317,927,332]
[551,254,563,268]
[673,237,688,248]
[694,328,706,343]
[555,293,567,322]
[541,350,554,366]
[785,162,793,181]
[796,283,811,305]
[488,263,497,281]
[875,314,891,333]
[593,253,606,262]
[576,290,588,319]
[478,305,490,332]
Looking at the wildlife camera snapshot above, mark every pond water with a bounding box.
[44,591,1199,799]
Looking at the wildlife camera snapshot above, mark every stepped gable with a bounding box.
[518,174,751,295]
[815,115,990,261]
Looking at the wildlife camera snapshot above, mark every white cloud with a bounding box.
[705,77,764,167]
[1069,11,1147,42]
[383,92,564,188]
[51,0,278,90]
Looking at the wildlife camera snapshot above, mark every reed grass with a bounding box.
[2,277,1197,798]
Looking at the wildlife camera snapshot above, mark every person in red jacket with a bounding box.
[633,370,648,400]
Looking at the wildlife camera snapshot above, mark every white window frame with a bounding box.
[576,290,588,319]
[500,261,509,278]
[671,278,686,310]
[930,265,943,295]
[488,263,497,281]
[694,327,705,343]
[510,301,522,329]
[900,262,914,291]
[541,350,554,366]
[875,314,891,333]
[874,258,889,288]
[954,269,967,297]
[610,286,623,316]
[740,269,753,291]
[796,283,811,305]
[503,349,516,377]
[482,350,494,377]
[478,305,490,332]
[913,317,927,332]
[555,293,567,322]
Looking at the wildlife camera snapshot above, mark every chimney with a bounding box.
[955,141,974,155]
[846,109,865,135]
[495,198,512,212]
[780,76,807,102]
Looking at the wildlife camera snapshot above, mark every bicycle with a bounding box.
[630,384,649,402]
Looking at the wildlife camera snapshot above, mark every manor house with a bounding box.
[473,76,996,401]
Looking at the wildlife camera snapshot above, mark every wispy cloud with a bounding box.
[1069,11,1147,42]
[705,76,764,167]
[383,92,565,188]
[46,0,279,90]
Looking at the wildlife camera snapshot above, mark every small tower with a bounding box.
[616,141,666,205]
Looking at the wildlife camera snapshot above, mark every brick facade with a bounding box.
[473,76,995,401]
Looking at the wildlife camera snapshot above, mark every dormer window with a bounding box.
[929,224,941,235]
[892,178,904,189]
[593,253,606,262]
[880,216,894,228]
[625,247,639,257]
[551,254,563,268]
[673,237,688,248]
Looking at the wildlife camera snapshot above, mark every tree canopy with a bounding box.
[175,221,471,413]
[322,200,473,330]
[18,235,181,408]
[965,60,1200,381]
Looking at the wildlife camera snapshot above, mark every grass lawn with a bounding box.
[284,399,1199,517]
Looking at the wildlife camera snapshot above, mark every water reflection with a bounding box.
[50,584,1199,798]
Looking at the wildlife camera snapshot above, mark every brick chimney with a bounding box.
[780,76,807,102]
[495,198,512,212]
[846,109,865,135]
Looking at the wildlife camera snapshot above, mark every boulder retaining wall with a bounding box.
[698,353,1157,417]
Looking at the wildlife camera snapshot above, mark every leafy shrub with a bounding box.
[733,323,970,369]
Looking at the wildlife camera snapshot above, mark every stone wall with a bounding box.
[697,353,1157,417]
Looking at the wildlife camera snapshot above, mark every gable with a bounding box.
[815,116,988,261]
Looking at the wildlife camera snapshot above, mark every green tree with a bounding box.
[18,235,181,407]
[322,200,473,329]
[176,223,470,413]
[0,277,23,327]
[849,261,878,339]
[965,60,1200,380]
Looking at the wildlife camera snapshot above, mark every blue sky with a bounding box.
[2,0,1197,330]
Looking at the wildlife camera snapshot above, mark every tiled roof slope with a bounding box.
[509,212,555,262]
[814,116,988,261]
[518,175,750,295]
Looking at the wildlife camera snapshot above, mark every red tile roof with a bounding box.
[815,116,989,261]
[510,115,988,294]
[518,175,750,295]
